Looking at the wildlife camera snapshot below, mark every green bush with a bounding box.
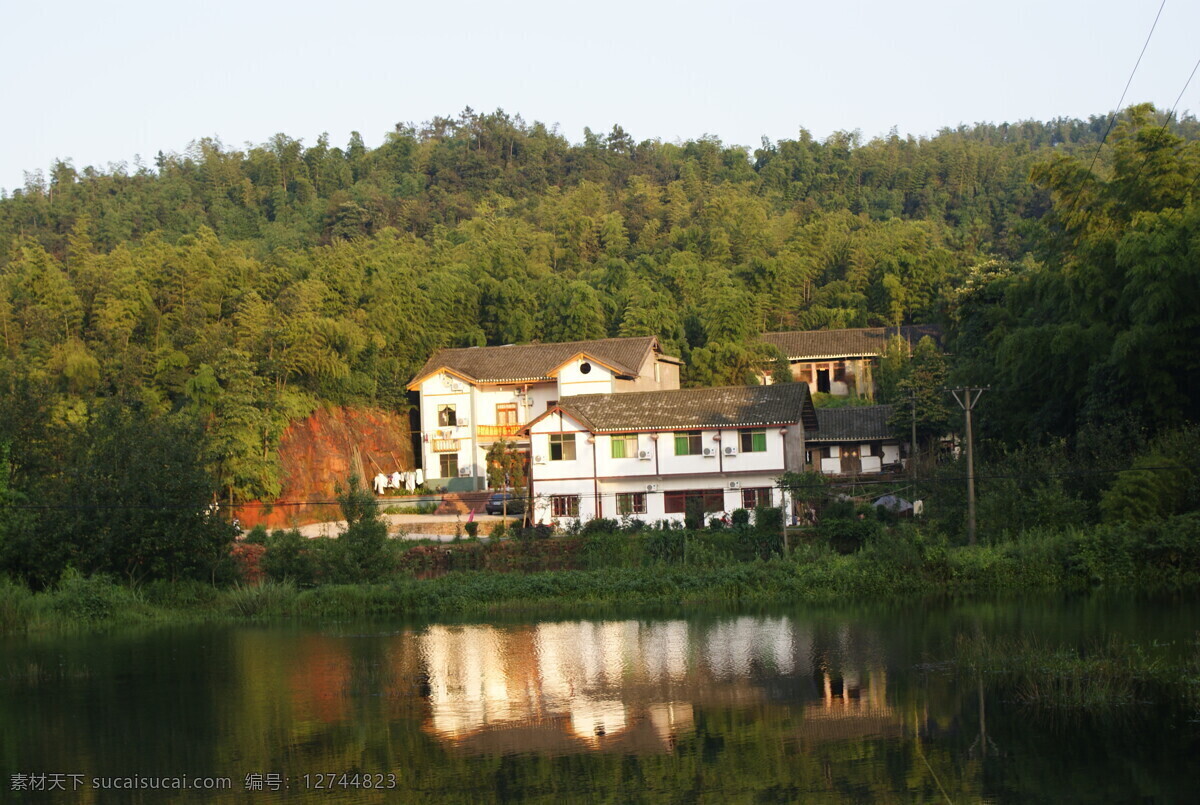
[730,508,751,529]
[582,517,620,536]
[464,521,479,539]
[261,529,317,585]
[684,498,705,531]
[820,518,881,555]
[49,571,141,622]
[223,581,298,618]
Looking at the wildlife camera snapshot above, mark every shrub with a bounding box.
[581,517,620,536]
[684,497,705,531]
[224,580,298,618]
[261,529,317,586]
[464,521,479,539]
[820,518,880,555]
[49,570,140,622]
[730,508,751,529]
[244,525,269,545]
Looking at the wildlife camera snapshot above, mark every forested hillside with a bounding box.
[1,104,1197,508]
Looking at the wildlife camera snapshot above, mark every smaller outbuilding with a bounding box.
[806,405,903,476]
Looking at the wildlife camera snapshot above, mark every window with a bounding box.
[439,454,458,478]
[611,433,638,459]
[740,429,767,453]
[579,361,592,375]
[549,433,576,461]
[741,487,772,509]
[616,492,647,515]
[664,489,724,514]
[551,495,580,518]
[496,403,519,425]
[674,431,702,456]
[547,399,558,410]
[437,404,457,427]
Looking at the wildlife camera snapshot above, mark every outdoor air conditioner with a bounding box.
[702,447,717,457]
[638,449,652,460]
[728,480,741,490]
[449,381,464,392]
[646,484,659,492]
[457,418,469,428]
[458,467,471,477]
[533,455,547,465]
[723,445,737,456]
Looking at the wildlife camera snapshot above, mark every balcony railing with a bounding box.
[477,424,524,439]
[431,438,459,453]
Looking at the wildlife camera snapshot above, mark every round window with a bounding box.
[579,361,592,374]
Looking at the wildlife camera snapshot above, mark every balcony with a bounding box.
[477,423,524,440]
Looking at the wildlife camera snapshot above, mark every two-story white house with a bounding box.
[523,384,819,526]
[407,337,682,491]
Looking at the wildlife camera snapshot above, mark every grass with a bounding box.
[3,513,1199,634]
[953,633,1200,712]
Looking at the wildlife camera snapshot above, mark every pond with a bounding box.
[2,594,1198,802]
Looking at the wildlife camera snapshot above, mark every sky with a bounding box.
[3,0,1198,194]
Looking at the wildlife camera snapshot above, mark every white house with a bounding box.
[407,337,682,491]
[523,384,819,526]
[760,325,941,397]
[805,405,903,475]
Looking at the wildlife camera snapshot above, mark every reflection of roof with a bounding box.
[548,384,818,433]
[763,325,942,361]
[409,336,679,387]
[807,406,895,442]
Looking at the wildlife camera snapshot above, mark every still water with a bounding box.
[2,596,1198,803]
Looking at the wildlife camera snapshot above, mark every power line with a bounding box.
[1061,0,1167,228]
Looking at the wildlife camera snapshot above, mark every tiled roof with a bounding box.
[554,383,817,433]
[806,405,896,442]
[762,325,942,360]
[409,336,677,387]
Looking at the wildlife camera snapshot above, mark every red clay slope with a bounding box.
[235,406,414,530]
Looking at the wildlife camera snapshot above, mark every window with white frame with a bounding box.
[616,492,647,515]
[610,433,638,459]
[740,429,767,452]
[437,404,457,427]
[674,431,702,456]
[549,433,576,461]
[551,495,580,518]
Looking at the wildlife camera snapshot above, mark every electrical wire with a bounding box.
[1060,0,1168,228]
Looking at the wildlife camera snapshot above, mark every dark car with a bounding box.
[485,491,525,515]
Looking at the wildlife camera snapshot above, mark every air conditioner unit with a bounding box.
[723,445,737,456]
[458,467,471,477]
[457,418,470,428]
[646,484,659,492]
[533,455,547,465]
[638,450,652,460]
[449,382,464,392]
[728,480,741,490]
[702,447,717,457]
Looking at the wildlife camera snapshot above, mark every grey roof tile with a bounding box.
[556,383,817,432]
[807,405,897,442]
[410,336,677,386]
[762,325,942,360]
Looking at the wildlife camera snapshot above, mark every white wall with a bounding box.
[557,358,616,398]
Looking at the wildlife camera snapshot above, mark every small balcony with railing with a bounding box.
[477,423,526,442]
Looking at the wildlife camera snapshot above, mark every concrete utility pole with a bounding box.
[947,387,987,546]
[909,389,918,480]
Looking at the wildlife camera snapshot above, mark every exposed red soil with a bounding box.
[234,406,414,530]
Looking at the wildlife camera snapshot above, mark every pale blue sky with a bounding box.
[3,0,1198,194]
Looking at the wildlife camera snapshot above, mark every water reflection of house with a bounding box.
[416,617,900,754]
[797,668,900,743]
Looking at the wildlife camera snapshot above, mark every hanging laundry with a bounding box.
[373,473,388,495]
[414,467,424,487]
[390,471,402,490]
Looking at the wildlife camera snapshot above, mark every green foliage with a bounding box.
[333,474,391,582]
[485,439,526,495]
[261,528,318,585]
[684,497,705,531]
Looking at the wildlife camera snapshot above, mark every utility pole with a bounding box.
[909,389,918,480]
[947,387,986,546]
